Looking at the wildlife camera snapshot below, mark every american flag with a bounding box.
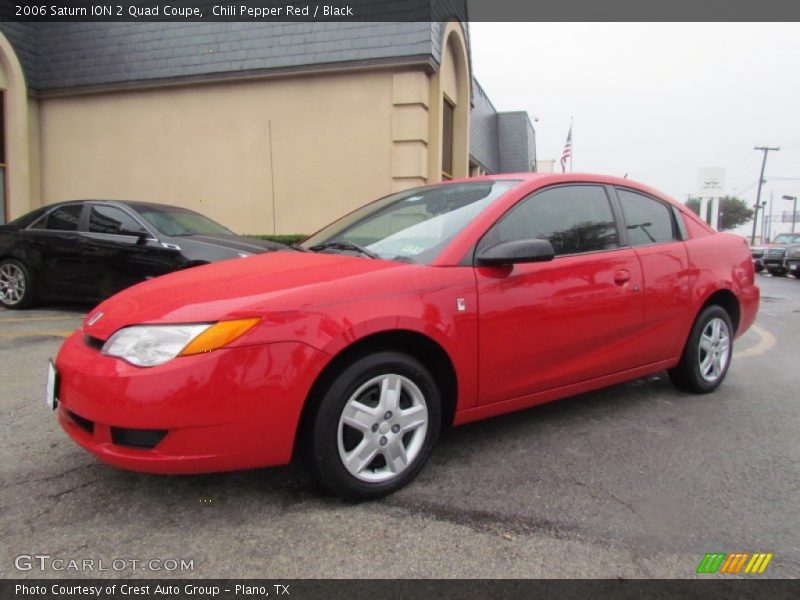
[560,125,572,173]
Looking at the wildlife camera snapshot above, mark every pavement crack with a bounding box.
[48,478,102,500]
[10,463,96,486]
[566,476,638,515]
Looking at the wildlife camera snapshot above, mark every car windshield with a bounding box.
[136,206,234,237]
[301,180,518,264]
[772,234,800,244]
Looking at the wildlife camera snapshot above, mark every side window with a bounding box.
[45,205,83,232]
[89,205,146,235]
[672,206,688,240]
[617,188,676,246]
[479,185,620,256]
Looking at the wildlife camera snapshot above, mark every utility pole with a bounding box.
[751,146,779,244]
[762,192,773,242]
[768,193,774,241]
[784,195,798,234]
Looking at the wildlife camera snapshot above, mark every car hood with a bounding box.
[83,251,405,339]
[168,233,287,254]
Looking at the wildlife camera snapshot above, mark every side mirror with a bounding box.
[119,229,149,244]
[476,239,555,266]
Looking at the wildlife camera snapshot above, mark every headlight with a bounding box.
[789,248,800,258]
[102,318,260,367]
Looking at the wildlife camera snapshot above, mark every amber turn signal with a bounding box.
[180,318,260,356]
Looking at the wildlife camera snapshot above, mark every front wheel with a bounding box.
[305,351,441,500]
[767,267,787,277]
[668,305,733,394]
[0,259,35,309]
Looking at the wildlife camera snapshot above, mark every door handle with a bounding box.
[614,269,631,285]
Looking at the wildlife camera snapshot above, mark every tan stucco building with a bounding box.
[0,21,536,234]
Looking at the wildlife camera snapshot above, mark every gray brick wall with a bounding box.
[498,111,536,173]
[469,78,499,173]
[525,117,537,172]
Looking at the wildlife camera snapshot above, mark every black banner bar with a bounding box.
[4,579,800,600]
[1,0,800,22]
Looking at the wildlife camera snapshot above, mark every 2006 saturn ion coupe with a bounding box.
[49,174,759,499]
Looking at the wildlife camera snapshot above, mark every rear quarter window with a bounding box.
[617,188,677,246]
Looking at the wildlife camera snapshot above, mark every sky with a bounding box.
[469,23,800,237]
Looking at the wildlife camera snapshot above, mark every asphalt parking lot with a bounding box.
[1,275,798,579]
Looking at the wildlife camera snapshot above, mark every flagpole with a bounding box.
[570,116,573,173]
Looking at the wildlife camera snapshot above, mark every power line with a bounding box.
[731,180,758,196]
[727,154,761,189]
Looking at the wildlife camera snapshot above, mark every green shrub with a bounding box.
[252,234,308,245]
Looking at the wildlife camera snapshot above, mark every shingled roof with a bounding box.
[0,19,534,174]
[1,22,448,91]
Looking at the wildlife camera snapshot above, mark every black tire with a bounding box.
[0,258,35,309]
[668,305,734,394]
[767,267,786,277]
[753,263,764,273]
[304,351,441,500]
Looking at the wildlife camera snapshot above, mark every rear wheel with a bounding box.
[668,305,733,394]
[0,259,35,309]
[305,351,441,500]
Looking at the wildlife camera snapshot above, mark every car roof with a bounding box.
[449,172,679,203]
[43,199,192,212]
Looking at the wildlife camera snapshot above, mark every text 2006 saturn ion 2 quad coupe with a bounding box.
[49,174,759,499]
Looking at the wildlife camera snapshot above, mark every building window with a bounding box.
[0,91,5,225]
[442,98,454,180]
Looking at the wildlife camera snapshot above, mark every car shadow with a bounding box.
[67,372,677,509]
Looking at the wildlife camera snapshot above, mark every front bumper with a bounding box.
[54,332,329,474]
[762,259,786,269]
[787,259,800,275]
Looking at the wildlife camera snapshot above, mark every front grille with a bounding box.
[111,427,168,450]
[767,248,786,257]
[83,335,105,351]
[67,410,94,435]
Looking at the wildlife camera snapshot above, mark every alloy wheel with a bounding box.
[0,263,26,306]
[337,373,429,483]
[698,317,731,383]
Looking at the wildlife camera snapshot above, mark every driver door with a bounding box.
[476,184,645,405]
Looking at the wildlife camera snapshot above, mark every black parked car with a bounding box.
[0,200,287,309]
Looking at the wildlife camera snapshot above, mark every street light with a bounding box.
[783,195,798,234]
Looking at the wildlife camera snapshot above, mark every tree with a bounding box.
[685,196,754,231]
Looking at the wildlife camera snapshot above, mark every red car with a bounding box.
[48,174,759,499]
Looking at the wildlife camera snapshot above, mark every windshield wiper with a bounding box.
[388,255,417,264]
[308,241,378,259]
